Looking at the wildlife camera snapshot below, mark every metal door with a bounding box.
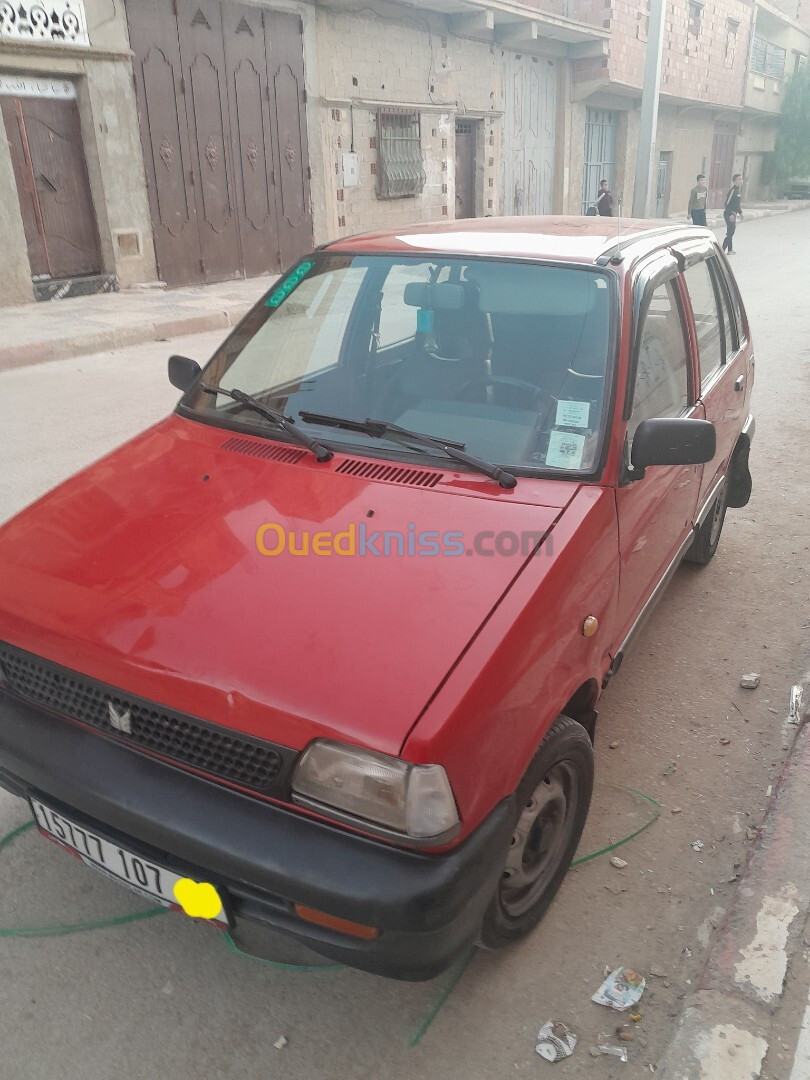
[581,108,616,214]
[177,0,241,282]
[265,11,312,268]
[222,1,281,276]
[1,95,101,278]
[655,151,672,217]
[454,119,477,219]
[708,122,736,210]
[502,53,556,216]
[127,0,204,285]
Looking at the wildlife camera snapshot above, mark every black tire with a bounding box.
[686,482,728,565]
[479,716,594,949]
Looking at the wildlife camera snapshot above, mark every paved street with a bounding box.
[1,210,809,1079]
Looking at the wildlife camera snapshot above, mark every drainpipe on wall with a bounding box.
[632,0,666,217]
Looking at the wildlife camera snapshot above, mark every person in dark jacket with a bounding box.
[688,174,708,226]
[596,179,613,217]
[722,174,744,254]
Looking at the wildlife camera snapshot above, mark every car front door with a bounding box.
[614,257,703,649]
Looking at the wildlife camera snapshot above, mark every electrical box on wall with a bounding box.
[342,153,359,188]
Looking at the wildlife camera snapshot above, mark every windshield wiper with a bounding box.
[201,384,333,462]
[299,412,517,489]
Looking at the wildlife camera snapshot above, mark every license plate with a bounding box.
[30,798,229,927]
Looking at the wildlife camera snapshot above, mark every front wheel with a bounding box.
[686,482,728,565]
[479,716,594,949]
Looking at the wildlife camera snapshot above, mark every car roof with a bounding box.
[322,215,711,267]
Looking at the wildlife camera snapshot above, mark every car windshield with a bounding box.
[184,254,614,474]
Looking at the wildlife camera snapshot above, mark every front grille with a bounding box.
[0,643,291,793]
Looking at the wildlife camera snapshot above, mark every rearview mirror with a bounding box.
[631,417,716,472]
[168,355,202,392]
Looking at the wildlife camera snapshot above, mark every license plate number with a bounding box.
[30,798,228,927]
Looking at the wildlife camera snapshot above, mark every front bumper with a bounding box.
[0,691,514,980]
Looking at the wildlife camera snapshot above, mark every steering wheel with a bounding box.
[456,375,553,419]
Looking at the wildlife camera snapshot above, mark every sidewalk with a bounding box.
[2,199,809,374]
[656,677,810,1079]
[0,276,274,372]
[671,198,810,227]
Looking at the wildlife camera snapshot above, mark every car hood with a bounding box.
[0,416,577,756]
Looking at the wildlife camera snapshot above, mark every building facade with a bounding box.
[1,0,807,306]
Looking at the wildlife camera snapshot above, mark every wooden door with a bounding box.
[265,11,312,268]
[222,1,281,276]
[708,123,736,210]
[454,119,476,219]
[177,0,241,282]
[1,95,101,279]
[127,0,204,285]
[502,53,556,216]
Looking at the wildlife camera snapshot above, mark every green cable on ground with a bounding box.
[570,785,660,868]
[223,928,344,972]
[0,819,168,937]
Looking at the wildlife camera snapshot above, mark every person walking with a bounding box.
[722,174,744,254]
[596,179,613,217]
[688,174,708,226]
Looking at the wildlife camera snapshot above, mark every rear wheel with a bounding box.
[479,716,594,949]
[687,482,728,565]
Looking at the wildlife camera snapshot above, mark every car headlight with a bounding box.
[291,740,459,843]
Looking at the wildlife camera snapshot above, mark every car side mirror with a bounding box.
[630,417,716,473]
[168,355,202,391]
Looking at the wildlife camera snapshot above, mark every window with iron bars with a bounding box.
[376,109,426,199]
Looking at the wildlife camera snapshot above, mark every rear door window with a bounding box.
[684,260,723,384]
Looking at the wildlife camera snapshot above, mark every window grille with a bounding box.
[377,109,425,199]
[751,35,786,79]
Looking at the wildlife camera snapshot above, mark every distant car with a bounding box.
[0,217,754,980]
[784,177,810,199]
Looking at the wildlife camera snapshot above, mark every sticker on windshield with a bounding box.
[266,261,315,307]
[555,400,590,429]
[546,429,586,470]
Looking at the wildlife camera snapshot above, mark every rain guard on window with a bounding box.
[377,109,426,199]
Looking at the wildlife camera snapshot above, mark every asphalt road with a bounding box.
[1,210,809,1080]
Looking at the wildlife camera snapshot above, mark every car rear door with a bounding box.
[613,253,704,647]
[677,242,752,518]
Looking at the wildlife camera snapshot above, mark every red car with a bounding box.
[0,217,753,979]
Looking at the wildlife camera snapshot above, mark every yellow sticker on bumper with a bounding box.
[173,878,224,920]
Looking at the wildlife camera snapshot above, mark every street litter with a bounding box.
[610,856,628,869]
[274,1036,288,1050]
[719,737,731,745]
[617,1025,635,1042]
[629,1013,642,1022]
[671,806,682,814]
[789,684,804,725]
[599,1044,629,1061]
[691,840,704,852]
[592,967,646,1011]
[649,965,667,977]
[663,762,677,777]
[740,673,760,689]
[746,826,758,841]
[535,1020,577,1062]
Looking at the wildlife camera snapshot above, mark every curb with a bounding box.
[656,676,810,1079]
[0,303,255,373]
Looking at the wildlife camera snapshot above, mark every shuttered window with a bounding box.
[376,109,425,199]
[751,35,786,79]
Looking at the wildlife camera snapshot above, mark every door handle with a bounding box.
[734,375,744,392]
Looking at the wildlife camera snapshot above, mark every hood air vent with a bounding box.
[220,437,306,465]
[335,458,443,488]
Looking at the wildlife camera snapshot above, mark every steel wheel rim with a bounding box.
[499,761,579,919]
[709,485,727,547]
